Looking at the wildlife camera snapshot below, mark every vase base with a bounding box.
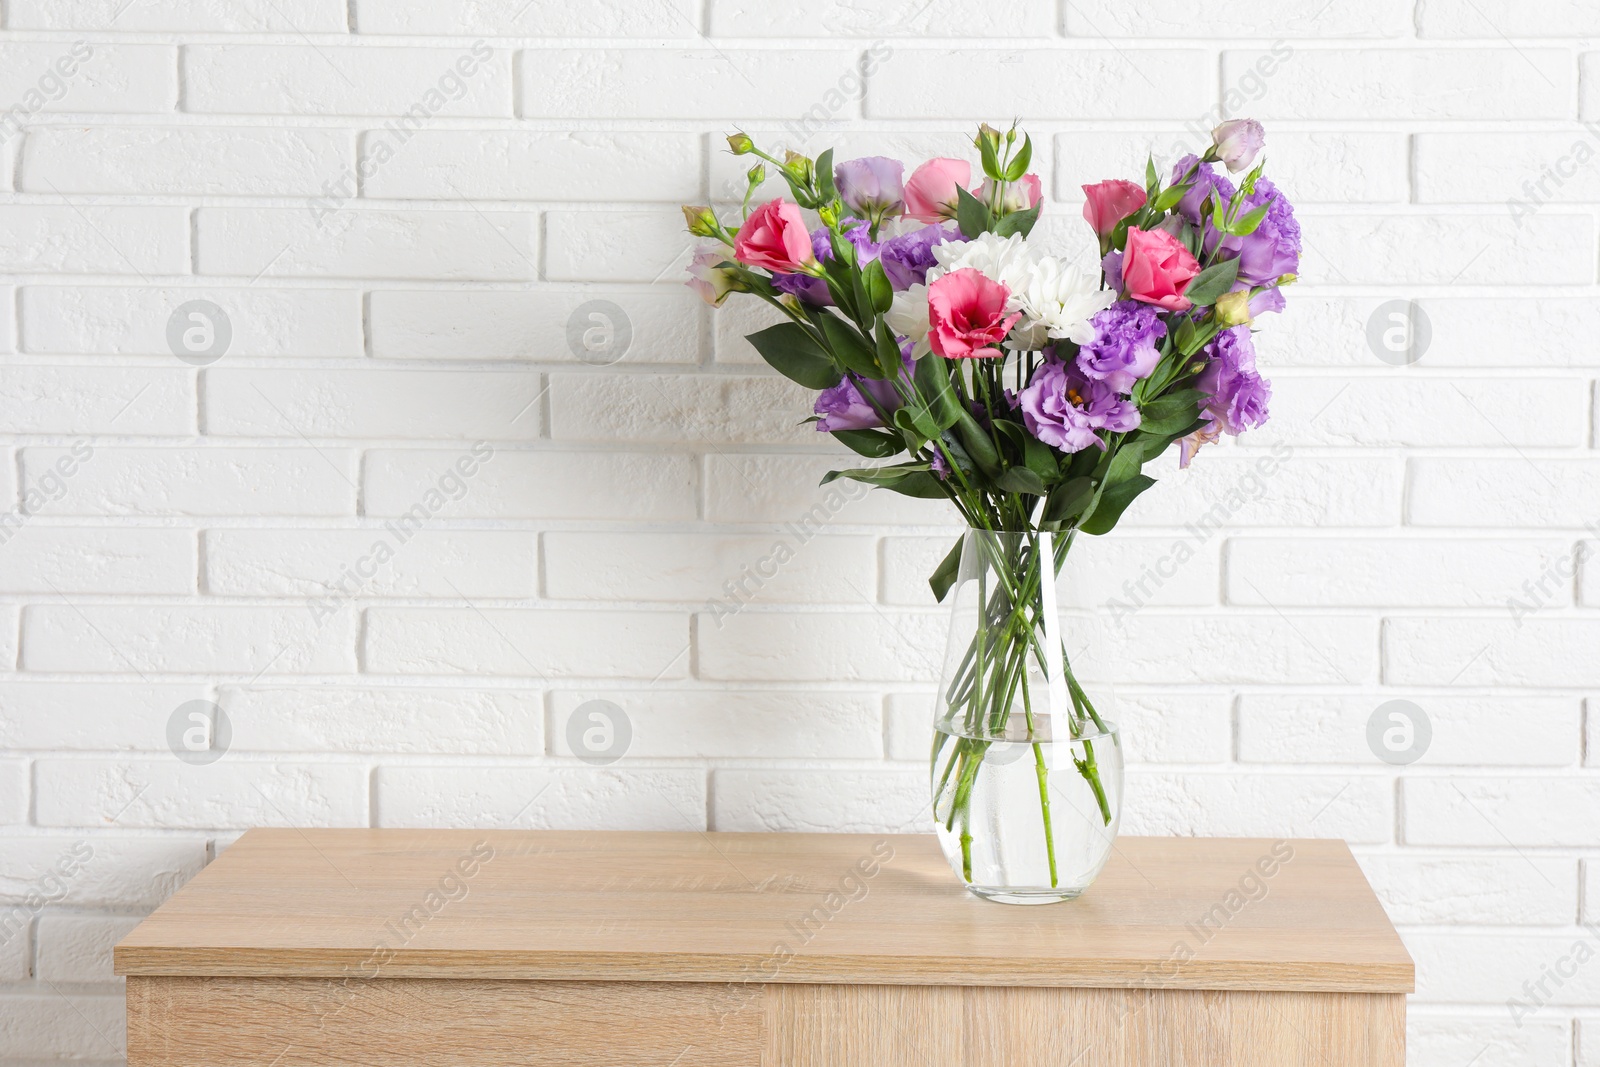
[966,885,1084,905]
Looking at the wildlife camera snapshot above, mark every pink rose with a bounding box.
[979,173,1043,215]
[733,198,816,273]
[927,268,1021,359]
[904,158,972,223]
[1121,227,1201,312]
[1081,179,1147,238]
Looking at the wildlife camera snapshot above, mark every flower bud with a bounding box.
[1213,289,1253,327]
[1209,118,1266,174]
[975,123,1003,153]
[782,150,813,183]
[681,205,719,238]
[726,132,754,155]
[746,163,766,186]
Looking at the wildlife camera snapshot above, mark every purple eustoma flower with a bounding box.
[834,156,905,220]
[1076,300,1167,392]
[877,223,961,290]
[1217,176,1300,286]
[1181,326,1272,467]
[1171,155,1236,225]
[813,349,914,432]
[1019,356,1140,453]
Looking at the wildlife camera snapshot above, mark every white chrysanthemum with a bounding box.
[1014,255,1116,347]
[926,231,1037,297]
[885,284,930,355]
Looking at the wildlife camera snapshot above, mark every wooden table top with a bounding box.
[114,830,1413,992]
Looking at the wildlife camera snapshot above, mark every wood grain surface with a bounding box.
[114,829,1413,992]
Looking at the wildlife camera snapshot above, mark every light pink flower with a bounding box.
[685,242,738,307]
[1120,227,1201,312]
[1081,179,1147,238]
[904,158,972,223]
[980,173,1043,215]
[732,198,816,273]
[927,267,1021,359]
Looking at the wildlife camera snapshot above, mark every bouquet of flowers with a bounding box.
[682,120,1296,895]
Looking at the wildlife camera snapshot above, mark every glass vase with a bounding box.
[930,527,1123,904]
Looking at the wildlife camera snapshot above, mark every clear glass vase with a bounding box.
[930,527,1123,904]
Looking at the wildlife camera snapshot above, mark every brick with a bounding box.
[713,0,1051,36]
[364,607,689,680]
[0,366,193,435]
[1388,618,1600,688]
[355,1,697,36]
[0,206,186,275]
[0,921,27,981]
[1302,212,1592,286]
[1124,453,1403,529]
[1065,0,1407,36]
[1411,459,1600,528]
[0,285,12,351]
[364,449,697,521]
[521,48,858,120]
[545,531,874,604]
[703,453,954,525]
[549,373,815,445]
[205,529,534,599]
[34,760,367,829]
[1421,0,1600,35]
[185,44,512,116]
[22,126,352,197]
[1356,852,1578,925]
[0,42,174,114]
[1590,859,1600,921]
[1256,376,1585,448]
[363,130,700,202]
[0,992,125,1059]
[0,837,206,909]
[1250,296,1385,369]
[879,534,1220,609]
[22,605,357,675]
[1586,55,1600,121]
[1224,48,1575,120]
[11,0,346,30]
[0,683,203,750]
[697,610,945,683]
[196,207,537,281]
[1409,1012,1572,1067]
[368,288,702,364]
[1406,777,1600,846]
[1091,614,1376,686]
[375,767,706,830]
[1410,930,1600,1004]
[713,297,788,365]
[1418,297,1600,368]
[37,913,141,983]
[1053,131,1407,205]
[0,761,24,825]
[21,285,362,358]
[1417,131,1600,206]
[712,769,926,832]
[1126,772,1392,843]
[1591,701,1600,768]
[869,49,1207,120]
[22,446,356,517]
[544,210,692,283]
[550,690,880,759]
[1228,538,1575,608]
[204,368,543,439]
[0,528,194,595]
[1238,694,1579,766]
[218,686,542,754]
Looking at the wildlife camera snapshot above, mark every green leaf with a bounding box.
[954,411,1001,477]
[818,312,882,379]
[977,133,1003,181]
[1151,184,1187,213]
[1080,474,1156,536]
[997,466,1048,496]
[746,322,840,390]
[1182,257,1241,308]
[893,404,937,444]
[992,202,1041,238]
[928,536,964,602]
[862,258,894,315]
[912,354,964,431]
[1003,135,1033,182]
[1226,200,1273,236]
[1144,155,1159,192]
[832,428,905,458]
[814,148,836,202]
[954,184,991,240]
[1041,476,1094,526]
[822,463,945,499]
[882,470,948,498]
[874,320,904,380]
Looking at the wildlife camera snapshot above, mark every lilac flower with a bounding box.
[834,156,905,219]
[928,446,951,480]
[1217,177,1300,286]
[1076,300,1167,392]
[1211,119,1265,173]
[1171,155,1236,225]
[1100,249,1124,292]
[877,223,961,290]
[1019,356,1140,453]
[1181,326,1271,467]
[813,349,914,432]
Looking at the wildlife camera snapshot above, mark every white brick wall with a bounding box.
[0,5,1595,1064]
